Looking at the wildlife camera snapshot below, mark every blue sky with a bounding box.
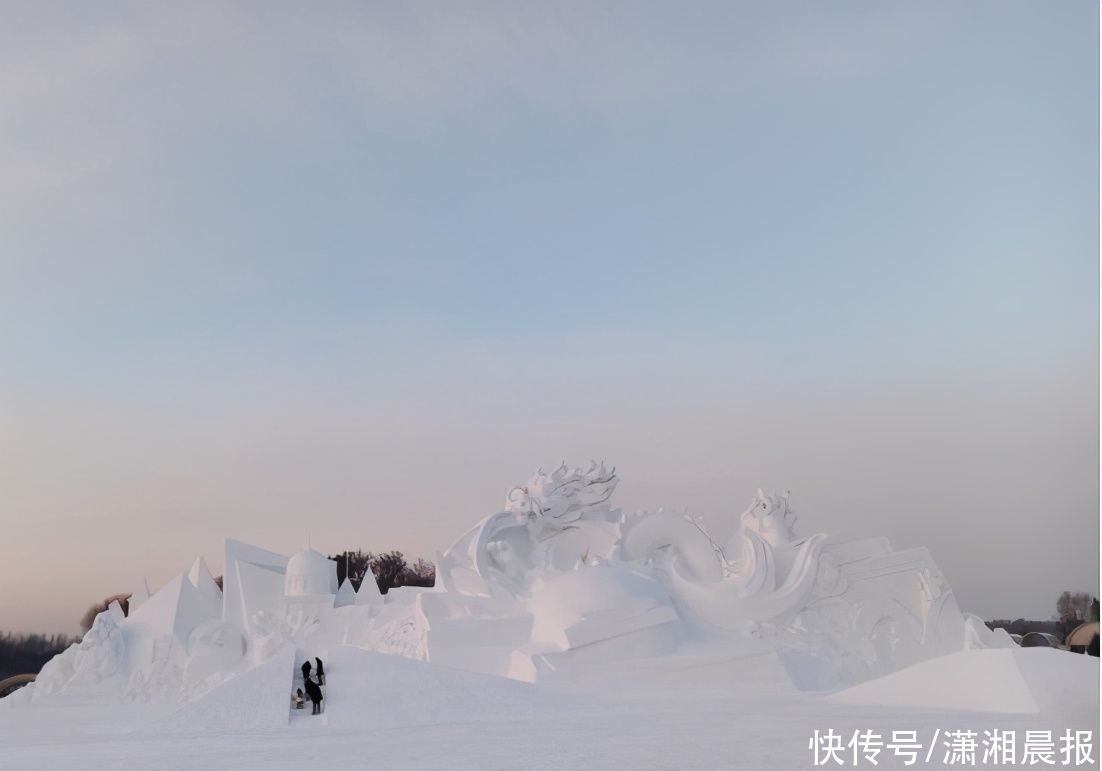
[0,1,1097,633]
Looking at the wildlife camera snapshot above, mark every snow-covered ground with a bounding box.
[2,644,1096,771]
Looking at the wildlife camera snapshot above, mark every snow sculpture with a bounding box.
[334,580,357,608]
[284,549,338,598]
[436,464,1011,685]
[526,564,683,661]
[129,577,152,611]
[185,620,246,685]
[438,462,622,598]
[35,604,127,698]
[429,462,685,675]
[435,466,832,667]
[354,572,383,606]
[222,539,288,636]
[622,490,827,633]
[10,460,1014,712]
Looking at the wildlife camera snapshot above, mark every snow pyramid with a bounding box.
[334,580,357,608]
[129,577,152,611]
[126,570,221,647]
[188,556,222,601]
[355,571,383,606]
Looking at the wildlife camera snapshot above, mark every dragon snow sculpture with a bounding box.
[439,463,827,629]
[621,490,827,632]
[437,461,1011,686]
[438,462,623,597]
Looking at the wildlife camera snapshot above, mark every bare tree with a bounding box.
[332,550,374,591]
[404,557,436,587]
[0,633,77,680]
[1056,591,1092,624]
[368,551,408,594]
[331,549,436,593]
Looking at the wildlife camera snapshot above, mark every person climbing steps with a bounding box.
[303,674,323,715]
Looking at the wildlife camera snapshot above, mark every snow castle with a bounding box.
[17,462,1013,709]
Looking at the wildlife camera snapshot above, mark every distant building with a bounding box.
[1065,622,1100,656]
[1019,632,1063,648]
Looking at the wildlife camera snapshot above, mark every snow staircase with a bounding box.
[289,661,327,726]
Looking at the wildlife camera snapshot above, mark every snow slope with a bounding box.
[170,648,295,732]
[323,646,571,730]
[830,648,1038,713]
[1012,647,1101,715]
[1,643,1096,770]
[830,647,1099,715]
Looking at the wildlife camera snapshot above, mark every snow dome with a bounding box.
[283,548,338,598]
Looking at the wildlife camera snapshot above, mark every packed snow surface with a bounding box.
[2,643,1096,771]
[170,648,295,732]
[322,646,569,730]
[837,647,1098,716]
[830,648,1063,714]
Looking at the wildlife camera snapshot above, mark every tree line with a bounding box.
[0,633,76,681]
[330,550,436,594]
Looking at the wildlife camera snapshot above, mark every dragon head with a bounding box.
[740,489,798,547]
[505,461,618,534]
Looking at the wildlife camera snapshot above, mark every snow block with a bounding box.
[170,647,295,732]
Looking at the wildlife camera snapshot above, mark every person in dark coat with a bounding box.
[303,676,324,715]
[315,657,325,685]
[301,659,312,681]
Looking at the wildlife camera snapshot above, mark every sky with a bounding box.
[0,1,1097,635]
